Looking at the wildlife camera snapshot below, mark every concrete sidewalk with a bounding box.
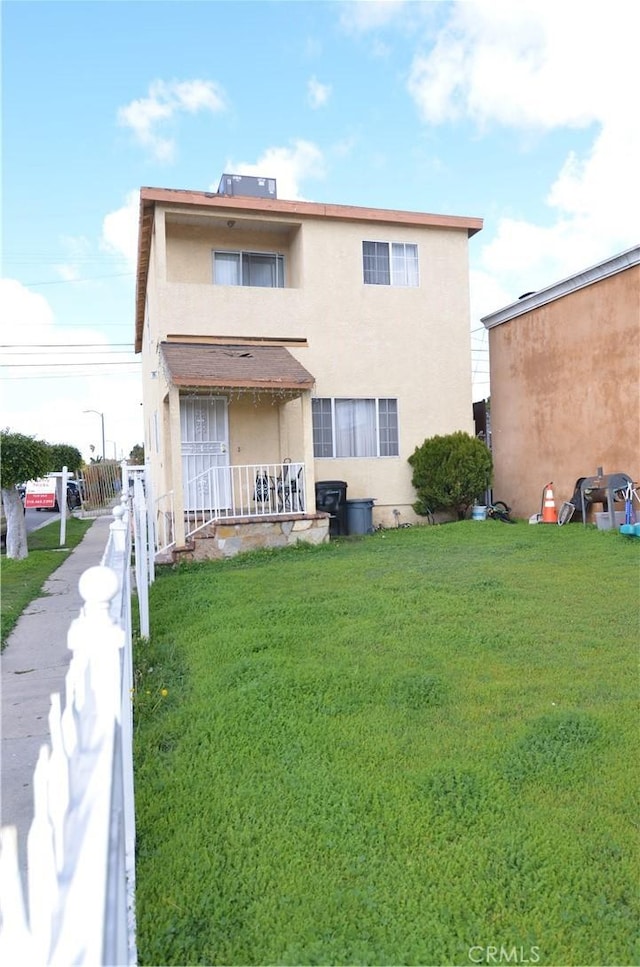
[1,516,112,888]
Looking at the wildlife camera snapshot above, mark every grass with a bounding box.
[133,521,640,966]
[1,516,93,648]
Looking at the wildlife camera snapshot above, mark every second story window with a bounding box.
[362,241,418,286]
[213,251,284,288]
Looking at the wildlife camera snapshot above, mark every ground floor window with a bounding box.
[312,398,399,457]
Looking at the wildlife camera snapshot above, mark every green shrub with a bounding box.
[408,430,493,519]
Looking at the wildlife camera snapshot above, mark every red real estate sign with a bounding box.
[24,478,57,509]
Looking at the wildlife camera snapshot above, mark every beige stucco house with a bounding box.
[135,178,482,559]
[482,245,640,520]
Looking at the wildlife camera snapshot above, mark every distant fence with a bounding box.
[0,471,155,964]
[81,460,123,513]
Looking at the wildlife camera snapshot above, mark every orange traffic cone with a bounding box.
[542,482,558,523]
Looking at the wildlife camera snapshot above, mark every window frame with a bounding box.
[362,240,419,287]
[212,249,285,288]
[312,397,400,458]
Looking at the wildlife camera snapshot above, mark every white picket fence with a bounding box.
[0,469,154,965]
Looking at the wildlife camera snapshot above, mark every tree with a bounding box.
[408,430,493,521]
[0,430,51,559]
[48,443,82,474]
[128,443,145,465]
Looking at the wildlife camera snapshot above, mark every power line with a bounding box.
[0,342,133,349]
[1,361,140,368]
[14,322,132,328]
[4,352,136,358]
[3,349,136,356]
[3,254,129,262]
[0,371,141,380]
[24,272,135,287]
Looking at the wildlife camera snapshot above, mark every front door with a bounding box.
[180,396,230,512]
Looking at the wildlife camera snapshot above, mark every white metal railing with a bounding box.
[185,461,306,541]
[0,494,143,965]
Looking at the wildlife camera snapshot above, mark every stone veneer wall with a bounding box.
[172,514,330,562]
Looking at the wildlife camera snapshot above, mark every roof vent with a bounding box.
[217,173,277,199]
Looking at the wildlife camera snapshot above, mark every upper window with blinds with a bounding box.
[362,241,419,287]
[213,251,285,288]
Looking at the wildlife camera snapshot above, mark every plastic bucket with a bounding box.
[472,505,487,521]
[595,511,626,531]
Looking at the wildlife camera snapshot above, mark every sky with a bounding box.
[2,0,639,463]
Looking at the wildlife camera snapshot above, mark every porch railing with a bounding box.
[185,461,306,541]
[152,463,307,554]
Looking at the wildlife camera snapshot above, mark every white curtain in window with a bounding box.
[391,243,418,286]
[246,254,276,287]
[363,241,390,285]
[335,399,376,457]
[214,252,240,285]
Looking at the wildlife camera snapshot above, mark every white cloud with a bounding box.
[0,279,142,460]
[399,2,640,312]
[406,2,632,130]
[308,76,331,109]
[53,235,94,282]
[1,278,55,335]
[118,79,227,161]
[56,264,82,282]
[220,141,327,201]
[101,191,140,269]
[476,108,640,304]
[340,0,407,33]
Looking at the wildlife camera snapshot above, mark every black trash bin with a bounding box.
[315,480,348,536]
[346,498,375,535]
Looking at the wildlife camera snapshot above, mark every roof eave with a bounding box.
[171,377,314,391]
[481,244,640,330]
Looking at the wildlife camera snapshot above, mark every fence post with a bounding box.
[144,464,156,586]
[54,564,128,965]
[133,474,149,639]
[115,503,137,962]
[60,466,68,547]
[0,827,37,962]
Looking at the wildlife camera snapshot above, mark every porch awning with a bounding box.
[160,342,315,391]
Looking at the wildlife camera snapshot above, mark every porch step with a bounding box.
[154,549,175,565]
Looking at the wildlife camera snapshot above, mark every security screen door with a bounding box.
[180,397,230,512]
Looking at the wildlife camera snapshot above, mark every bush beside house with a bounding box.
[409,430,493,520]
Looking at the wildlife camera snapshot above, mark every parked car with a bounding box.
[65,480,82,510]
[34,480,83,512]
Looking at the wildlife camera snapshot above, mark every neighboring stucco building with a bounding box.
[135,178,482,558]
[482,245,640,520]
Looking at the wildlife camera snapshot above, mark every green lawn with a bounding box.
[133,521,639,967]
[1,516,93,648]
